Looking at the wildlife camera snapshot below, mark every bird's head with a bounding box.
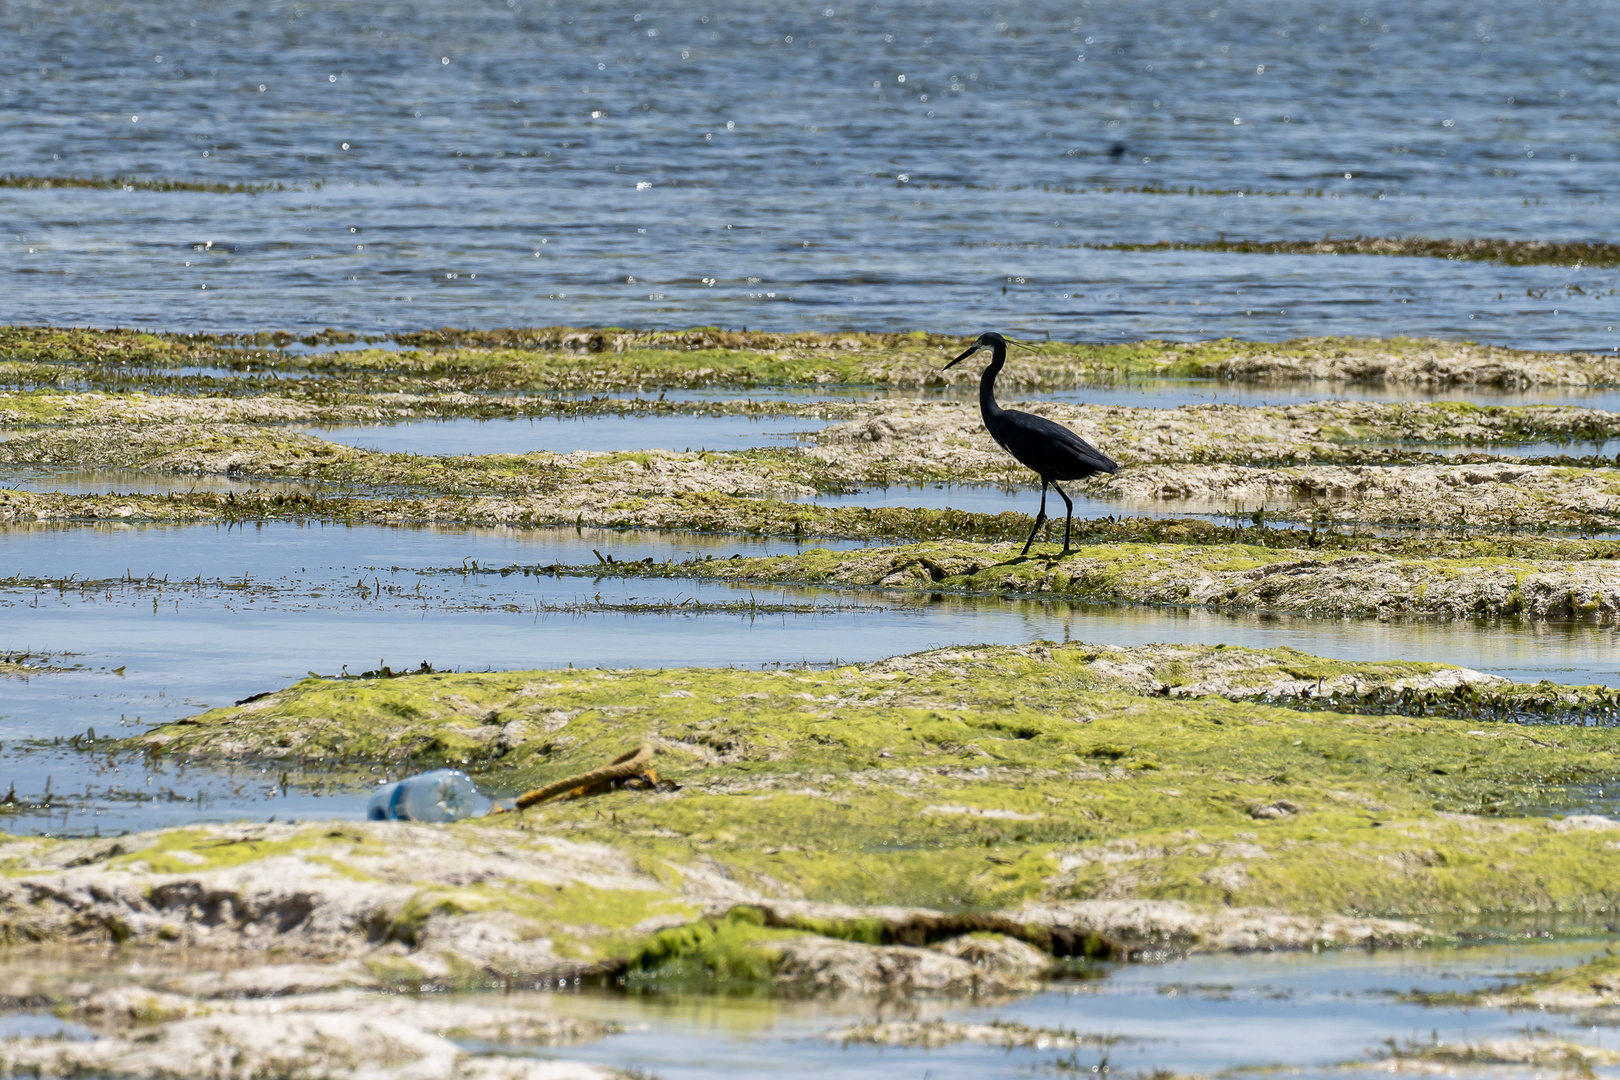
[943,331,1006,370]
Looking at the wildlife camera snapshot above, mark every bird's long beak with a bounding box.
[943,342,982,370]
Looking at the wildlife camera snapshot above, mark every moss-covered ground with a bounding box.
[5,324,1620,392]
[541,538,1620,621]
[120,641,1620,925]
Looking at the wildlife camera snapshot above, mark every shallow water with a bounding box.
[791,483,1297,526]
[0,520,861,584]
[1388,437,1620,460]
[310,413,827,455]
[64,377,1620,412]
[1035,382,1620,412]
[486,942,1620,1077]
[4,1,1620,348]
[3,521,1619,833]
[613,382,1620,411]
[0,940,1613,1076]
[0,465,346,497]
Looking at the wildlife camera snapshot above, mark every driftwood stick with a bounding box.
[513,744,655,810]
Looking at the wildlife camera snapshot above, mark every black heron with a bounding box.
[944,331,1118,555]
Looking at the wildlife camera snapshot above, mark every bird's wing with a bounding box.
[994,410,1119,479]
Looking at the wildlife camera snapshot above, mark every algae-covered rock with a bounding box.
[12,636,1620,1037]
[0,822,713,980]
[0,1000,621,1080]
[86,640,1620,947]
[8,325,1619,391]
[814,398,1620,472]
[1101,461,1620,531]
[1012,899,1424,958]
[628,539,1620,621]
[10,358,1620,538]
[1461,947,1620,1012]
[768,933,1047,995]
[132,640,1539,778]
[1373,1036,1620,1069]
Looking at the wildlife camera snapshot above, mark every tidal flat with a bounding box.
[8,326,1620,1077]
[7,330,1620,541]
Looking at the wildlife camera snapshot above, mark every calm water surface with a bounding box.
[3,0,1619,347]
[2,941,1615,1075]
[535,942,1620,1078]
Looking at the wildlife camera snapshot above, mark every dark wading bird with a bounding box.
[945,331,1118,556]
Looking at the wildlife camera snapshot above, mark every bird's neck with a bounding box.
[978,351,1006,420]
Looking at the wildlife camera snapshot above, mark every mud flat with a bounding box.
[8,325,1620,394]
[6,419,1620,535]
[10,393,1620,476]
[815,399,1620,469]
[9,332,1620,543]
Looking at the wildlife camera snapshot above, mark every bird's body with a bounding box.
[946,332,1118,555]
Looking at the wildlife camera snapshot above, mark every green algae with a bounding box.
[624,907,809,984]
[544,539,1620,622]
[1100,235,1620,269]
[1469,947,1620,1008]
[102,825,390,876]
[136,640,1540,778]
[6,325,1618,393]
[0,651,70,679]
[120,642,1620,925]
[9,406,1620,536]
[0,174,295,194]
[0,384,850,427]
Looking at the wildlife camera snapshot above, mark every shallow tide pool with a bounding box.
[420,942,1620,1078]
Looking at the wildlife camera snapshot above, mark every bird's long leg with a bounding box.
[1051,480,1075,551]
[1020,480,1049,556]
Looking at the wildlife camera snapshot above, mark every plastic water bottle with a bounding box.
[367,769,479,822]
